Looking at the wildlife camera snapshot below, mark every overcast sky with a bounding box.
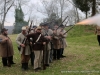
[5,0,46,26]
[4,0,85,26]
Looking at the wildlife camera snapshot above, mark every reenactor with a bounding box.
[58,25,67,58]
[40,23,44,29]
[30,26,37,33]
[52,25,61,60]
[41,23,53,66]
[0,28,15,67]
[29,26,37,66]
[95,25,100,46]
[16,26,31,70]
[26,26,46,72]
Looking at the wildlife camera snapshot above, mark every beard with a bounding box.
[3,32,7,36]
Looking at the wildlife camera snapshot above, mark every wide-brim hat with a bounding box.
[1,28,8,33]
[35,26,41,30]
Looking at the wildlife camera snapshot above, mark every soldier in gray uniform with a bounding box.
[16,26,31,70]
[41,23,53,66]
[58,25,67,58]
[52,25,62,60]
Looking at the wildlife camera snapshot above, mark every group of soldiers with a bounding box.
[0,22,67,72]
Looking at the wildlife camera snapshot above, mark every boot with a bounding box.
[2,57,7,67]
[24,63,28,70]
[8,57,11,67]
[10,56,16,64]
[7,60,11,67]
[21,63,25,70]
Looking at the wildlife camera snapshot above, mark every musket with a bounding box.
[56,16,68,30]
[63,25,75,35]
[42,31,49,70]
[43,44,46,70]
[27,20,33,34]
[21,20,33,51]
[64,18,69,27]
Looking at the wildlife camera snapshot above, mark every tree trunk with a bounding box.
[75,7,79,22]
[86,11,88,18]
[91,0,96,16]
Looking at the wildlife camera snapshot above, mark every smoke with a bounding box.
[76,14,100,26]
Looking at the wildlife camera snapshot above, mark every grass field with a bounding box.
[0,25,100,75]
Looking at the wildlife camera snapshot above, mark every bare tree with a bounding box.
[40,0,59,17]
[67,0,79,22]
[56,0,68,22]
[14,0,29,8]
[0,0,14,30]
[37,0,70,23]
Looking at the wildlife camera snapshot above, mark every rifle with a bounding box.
[64,19,69,27]
[63,25,75,35]
[43,44,46,70]
[21,21,33,51]
[56,16,68,30]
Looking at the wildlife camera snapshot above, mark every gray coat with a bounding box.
[52,29,62,49]
[42,29,53,50]
[16,33,31,55]
[59,29,67,48]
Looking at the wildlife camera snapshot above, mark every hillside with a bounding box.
[4,25,96,36]
[66,25,96,38]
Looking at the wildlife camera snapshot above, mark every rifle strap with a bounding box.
[34,34,41,45]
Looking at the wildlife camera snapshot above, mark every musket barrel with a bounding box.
[63,25,75,35]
